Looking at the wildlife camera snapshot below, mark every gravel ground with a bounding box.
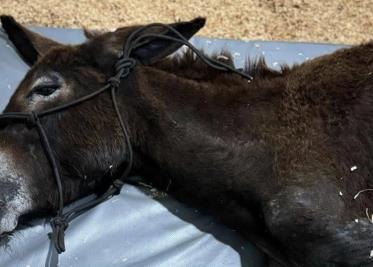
[0,0,372,44]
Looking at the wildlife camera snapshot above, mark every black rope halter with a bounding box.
[0,22,298,266]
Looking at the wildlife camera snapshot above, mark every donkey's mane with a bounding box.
[153,49,291,82]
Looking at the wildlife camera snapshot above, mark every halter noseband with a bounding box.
[0,24,253,254]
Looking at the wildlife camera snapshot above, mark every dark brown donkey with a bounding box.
[1,15,373,266]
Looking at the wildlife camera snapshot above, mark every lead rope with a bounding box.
[1,23,294,267]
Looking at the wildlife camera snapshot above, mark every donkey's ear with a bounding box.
[131,17,206,64]
[0,15,61,65]
[83,28,106,39]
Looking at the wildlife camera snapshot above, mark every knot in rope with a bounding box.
[49,216,69,253]
[108,76,121,88]
[115,57,136,76]
[108,57,137,89]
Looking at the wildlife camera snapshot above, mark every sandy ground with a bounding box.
[0,0,372,45]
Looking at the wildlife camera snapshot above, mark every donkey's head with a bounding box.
[0,15,205,235]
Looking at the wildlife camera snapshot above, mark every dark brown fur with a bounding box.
[1,15,373,266]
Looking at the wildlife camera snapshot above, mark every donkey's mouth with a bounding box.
[0,231,13,249]
[0,212,39,241]
[0,221,27,249]
[0,179,34,237]
[0,211,18,234]
[0,203,34,237]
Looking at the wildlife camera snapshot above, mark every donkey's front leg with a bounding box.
[264,179,373,266]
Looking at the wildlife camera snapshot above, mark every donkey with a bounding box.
[1,15,373,266]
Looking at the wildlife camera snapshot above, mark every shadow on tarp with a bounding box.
[146,189,265,267]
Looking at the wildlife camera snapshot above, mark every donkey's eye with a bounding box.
[28,84,60,97]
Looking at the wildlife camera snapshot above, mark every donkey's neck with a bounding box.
[125,65,285,204]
